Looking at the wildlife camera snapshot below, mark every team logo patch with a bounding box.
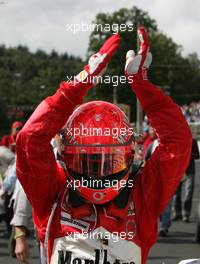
[61,212,89,231]
[58,249,137,264]
[51,227,141,264]
[93,192,105,201]
[76,70,88,82]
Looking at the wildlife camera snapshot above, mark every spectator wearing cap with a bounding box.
[1,121,23,152]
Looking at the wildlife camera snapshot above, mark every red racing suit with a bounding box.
[16,79,192,264]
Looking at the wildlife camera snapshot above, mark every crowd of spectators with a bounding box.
[181,101,200,123]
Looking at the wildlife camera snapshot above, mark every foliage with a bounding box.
[0,45,84,133]
[0,5,200,132]
[87,6,200,119]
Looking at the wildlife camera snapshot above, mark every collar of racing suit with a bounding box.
[68,163,142,220]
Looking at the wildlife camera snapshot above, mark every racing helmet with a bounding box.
[62,101,134,204]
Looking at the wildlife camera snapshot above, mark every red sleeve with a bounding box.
[131,80,192,243]
[16,82,84,222]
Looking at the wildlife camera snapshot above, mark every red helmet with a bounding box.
[62,101,134,204]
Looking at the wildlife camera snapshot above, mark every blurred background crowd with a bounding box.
[182,102,200,124]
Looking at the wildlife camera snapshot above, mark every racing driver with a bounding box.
[16,27,192,264]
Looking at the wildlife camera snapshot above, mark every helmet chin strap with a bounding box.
[67,162,143,220]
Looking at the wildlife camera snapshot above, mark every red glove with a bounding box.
[55,34,120,108]
[125,27,152,82]
[69,33,120,93]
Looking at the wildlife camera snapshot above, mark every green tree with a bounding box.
[0,45,84,134]
[87,6,157,109]
[87,6,200,120]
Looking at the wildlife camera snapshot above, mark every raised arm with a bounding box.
[16,34,120,221]
[125,27,192,218]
